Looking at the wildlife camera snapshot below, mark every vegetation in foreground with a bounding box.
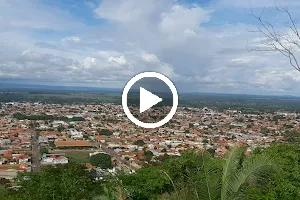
[1,144,300,200]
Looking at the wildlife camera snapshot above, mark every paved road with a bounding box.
[31,130,41,172]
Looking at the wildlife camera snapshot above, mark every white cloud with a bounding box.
[140,52,160,63]
[159,5,212,36]
[108,55,127,65]
[1,0,300,94]
[94,0,167,23]
[98,50,121,58]
[82,57,96,69]
[62,36,81,42]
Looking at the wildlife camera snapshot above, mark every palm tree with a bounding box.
[161,147,278,200]
[220,147,278,200]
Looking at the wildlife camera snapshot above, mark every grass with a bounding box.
[64,151,90,164]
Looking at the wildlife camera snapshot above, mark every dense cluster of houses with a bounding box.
[0,102,299,179]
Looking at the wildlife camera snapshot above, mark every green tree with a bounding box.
[144,151,154,162]
[202,139,209,144]
[207,148,216,156]
[39,146,48,155]
[133,140,145,146]
[6,163,102,200]
[119,148,278,200]
[90,153,112,169]
[48,141,55,148]
[117,167,173,199]
[219,147,278,200]
[57,125,65,132]
[97,129,113,136]
[243,144,300,200]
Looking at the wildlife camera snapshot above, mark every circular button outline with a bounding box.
[122,72,178,129]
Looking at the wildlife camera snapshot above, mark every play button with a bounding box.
[140,87,162,113]
[122,72,178,129]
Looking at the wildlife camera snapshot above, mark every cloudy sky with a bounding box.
[1,0,300,95]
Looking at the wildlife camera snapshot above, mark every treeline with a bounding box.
[12,112,85,121]
[0,92,121,105]
[2,144,300,200]
[2,92,300,112]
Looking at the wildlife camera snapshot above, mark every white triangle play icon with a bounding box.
[140,87,162,113]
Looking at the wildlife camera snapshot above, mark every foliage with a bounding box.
[39,146,48,155]
[0,186,8,199]
[207,148,216,156]
[90,153,112,169]
[283,131,300,143]
[144,151,154,162]
[243,144,300,200]
[57,125,65,132]
[133,140,145,146]
[3,145,297,200]
[117,167,173,199]
[0,178,11,187]
[4,163,103,200]
[97,129,113,136]
[116,148,278,200]
[202,139,209,144]
[13,112,84,122]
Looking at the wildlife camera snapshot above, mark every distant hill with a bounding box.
[0,82,299,99]
[0,82,122,93]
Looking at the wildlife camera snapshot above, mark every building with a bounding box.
[55,140,92,148]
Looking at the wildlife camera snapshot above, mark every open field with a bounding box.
[64,151,90,164]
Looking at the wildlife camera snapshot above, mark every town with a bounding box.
[0,101,298,182]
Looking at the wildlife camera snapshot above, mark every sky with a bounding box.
[1,0,300,95]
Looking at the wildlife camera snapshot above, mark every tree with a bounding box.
[57,125,65,132]
[202,139,209,144]
[144,151,154,162]
[6,163,103,200]
[40,146,48,155]
[133,139,145,146]
[248,4,300,72]
[118,148,278,200]
[68,124,74,129]
[97,129,113,136]
[116,167,172,199]
[207,148,216,156]
[243,144,300,199]
[48,141,55,148]
[90,153,112,169]
[219,147,278,200]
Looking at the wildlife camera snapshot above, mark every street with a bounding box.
[31,129,41,172]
